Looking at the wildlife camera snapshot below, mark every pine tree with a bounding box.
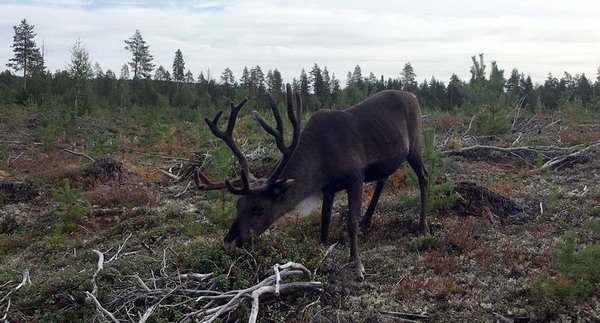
[330,73,341,103]
[67,39,92,81]
[7,19,43,82]
[299,68,310,96]
[94,62,104,78]
[310,63,327,104]
[488,61,505,93]
[323,67,331,95]
[575,73,592,104]
[469,53,486,84]
[250,65,265,92]
[67,39,93,113]
[240,66,250,89]
[154,65,167,81]
[120,64,130,80]
[446,74,463,110]
[351,65,363,88]
[221,68,235,86]
[183,70,193,83]
[401,62,417,92]
[506,68,521,94]
[266,69,283,98]
[124,30,155,79]
[172,49,185,83]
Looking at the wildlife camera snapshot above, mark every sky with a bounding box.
[1,0,599,84]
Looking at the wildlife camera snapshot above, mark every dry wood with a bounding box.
[540,141,600,171]
[86,291,119,323]
[63,148,96,163]
[15,270,31,290]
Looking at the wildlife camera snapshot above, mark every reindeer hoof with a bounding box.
[419,222,431,235]
[354,261,365,281]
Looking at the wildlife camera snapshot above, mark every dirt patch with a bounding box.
[0,180,38,204]
[452,181,524,218]
[89,156,124,181]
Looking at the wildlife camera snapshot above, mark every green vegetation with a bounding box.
[408,128,460,216]
[531,232,600,308]
[52,179,90,233]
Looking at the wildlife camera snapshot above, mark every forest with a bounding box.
[1,19,599,322]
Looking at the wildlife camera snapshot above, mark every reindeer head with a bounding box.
[224,178,295,245]
[174,84,302,245]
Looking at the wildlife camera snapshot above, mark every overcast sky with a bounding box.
[1,0,599,84]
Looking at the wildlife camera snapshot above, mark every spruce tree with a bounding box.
[172,49,185,83]
[7,19,43,82]
[124,30,155,79]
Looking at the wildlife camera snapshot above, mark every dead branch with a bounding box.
[91,249,104,295]
[82,254,321,323]
[14,270,31,290]
[107,233,132,263]
[461,114,476,140]
[380,310,430,321]
[248,282,324,323]
[86,291,119,323]
[1,299,10,322]
[540,141,600,171]
[493,312,513,323]
[63,148,95,163]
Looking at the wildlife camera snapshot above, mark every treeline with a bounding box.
[2,20,600,116]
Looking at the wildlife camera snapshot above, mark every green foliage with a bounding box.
[475,103,512,135]
[542,186,573,216]
[585,217,600,236]
[52,179,90,234]
[531,233,600,305]
[408,127,460,215]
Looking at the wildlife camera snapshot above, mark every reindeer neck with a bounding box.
[279,145,323,208]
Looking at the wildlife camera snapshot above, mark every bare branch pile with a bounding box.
[86,247,322,323]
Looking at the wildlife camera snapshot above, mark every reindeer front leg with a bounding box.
[347,180,365,280]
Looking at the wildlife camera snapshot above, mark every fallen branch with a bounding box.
[86,291,119,323]
[1,299,10,322]
[380,310,430,321]
[91,249,104,295]
[249,282,324,323]
[540,141,600,171]
[63,148,95,163]
[107,233,132,263]
[15,270,31,290]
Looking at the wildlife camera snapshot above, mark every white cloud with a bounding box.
[1,0,599,84]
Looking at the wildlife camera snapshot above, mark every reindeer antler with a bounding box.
[253,84,302,184]
[193,98,253,195]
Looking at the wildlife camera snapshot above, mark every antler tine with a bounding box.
[200,98,252,195]
[254,93,287,155]
[266,92,284,134]
[260,84,302,183]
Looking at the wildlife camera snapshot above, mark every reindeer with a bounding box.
[168,84,429,280]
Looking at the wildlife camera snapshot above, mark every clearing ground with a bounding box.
[1,107,599,322]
